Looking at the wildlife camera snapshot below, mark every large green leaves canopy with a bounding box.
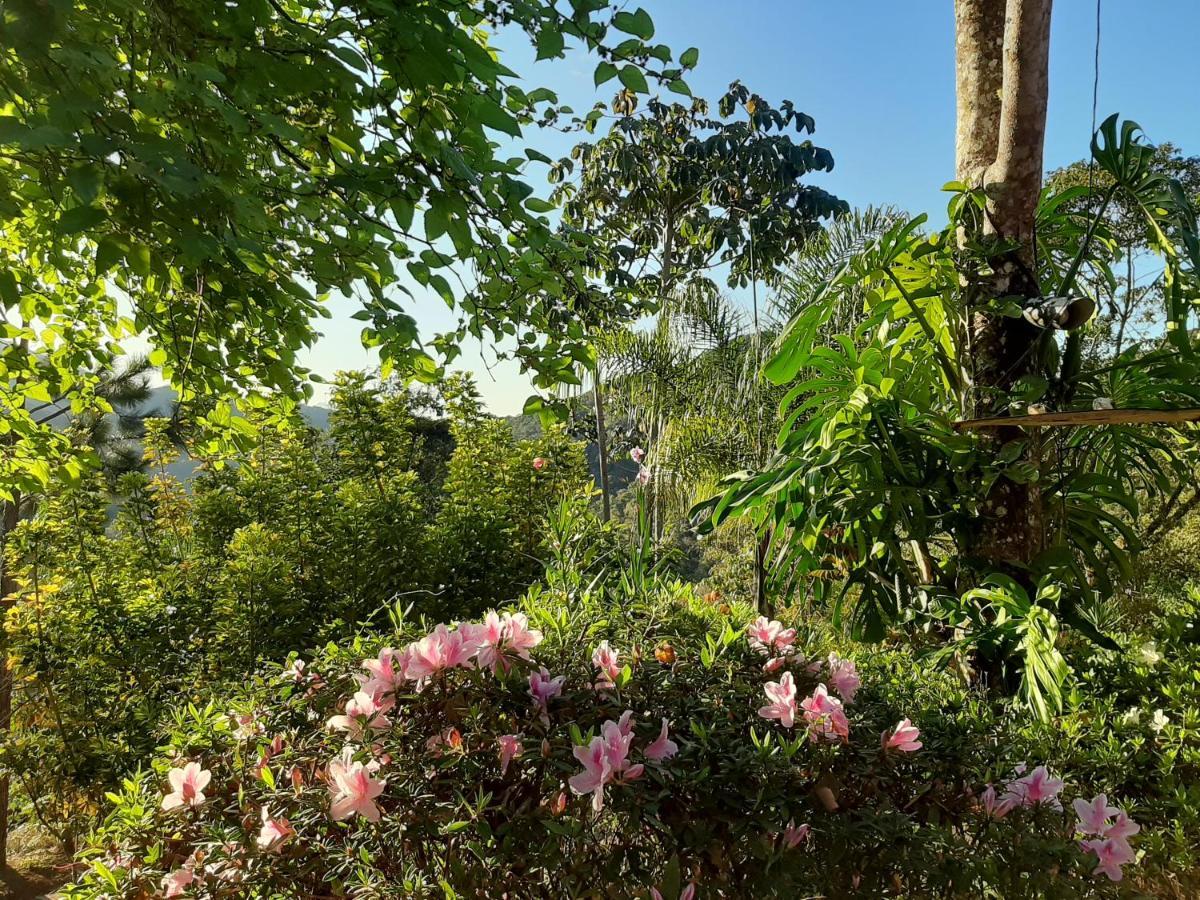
[552,83,847,302]
[0,0,692,498]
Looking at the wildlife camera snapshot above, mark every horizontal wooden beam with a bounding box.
[954,408,1200,430]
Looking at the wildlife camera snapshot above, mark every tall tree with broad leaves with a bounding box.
[553,83,847,304]
[547,82,845,526]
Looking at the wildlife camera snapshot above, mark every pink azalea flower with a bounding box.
[1106,810,1140,841]
[529,667,565,722]
[745,616,778,651]
[762,656,788,674]
[881,718,922,753]
[651,885,696,900]
[328,750,386,822]
[1081,836,1135,881]
[532,456,548,471]
[826,653,861,703]
[800,684,849,742]
[161,865,196,898]
[1003,765,1064,809]
[644,718,679,761]
[1073,794,1120,836]
[569,736,612,812]
[256,806,295,852]
[758,672,799,729]
[746,616,796,655]
[498,734,523,776]
[406,624,481,681]
[161,761,212,811]
[504,612,542,657]
[282,659,307,681]
[592,640,622,684]
[783,820,811,848]
[326,690,391,740]
[600,714,639,777]
[359,647,407,697]
[569,714,643,811]
[613,710,635,737]
[980,784,1014,819]
[630,446,646,464]
[476,611,544,675]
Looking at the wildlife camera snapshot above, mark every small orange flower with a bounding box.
[654,642,676,665]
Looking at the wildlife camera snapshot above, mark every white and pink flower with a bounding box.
[758,671,799,729]
[327,690,392,740]
[161,761,211,811]
[800,684,849,743]
[881,718,921,753]
[327,749,386,822]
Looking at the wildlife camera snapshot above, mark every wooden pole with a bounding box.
[954,408,1200,430]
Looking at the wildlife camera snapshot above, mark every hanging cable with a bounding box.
[1059,0,1103,546]
[1086,0,1102,196]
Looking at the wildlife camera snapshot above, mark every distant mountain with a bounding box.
[108,386,332,483]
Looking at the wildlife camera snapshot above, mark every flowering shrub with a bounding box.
[64,589,1153,898]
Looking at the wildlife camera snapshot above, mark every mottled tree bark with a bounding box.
[955,0,1053,567]
[985,0,1053,245]
[954,0,1005,187]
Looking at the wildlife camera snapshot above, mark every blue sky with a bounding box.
[300,1,1200,413]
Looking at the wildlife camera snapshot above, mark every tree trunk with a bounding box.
[593,365,611,523]
[955,0,1053,567]
[754,531,770,615]
[954,0,1005,188]
[0,494,20,869]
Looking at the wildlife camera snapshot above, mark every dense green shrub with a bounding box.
[61,503,1193,898]
[428,378,590,618]
[63,588,1160,898]
[0,373,587,844]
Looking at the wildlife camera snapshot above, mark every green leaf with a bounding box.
[0,270,17,305]
[57,205,107,234]
[680,47,700,68]
[536,27,565,60]
[618,65,649,94]
[95,238,123,274]
[127,245,151,277]
[331,44,369,72]
[668,79,691,97]
[594,61,619,87]
[612,8,654,40]
[474,97,522,137]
